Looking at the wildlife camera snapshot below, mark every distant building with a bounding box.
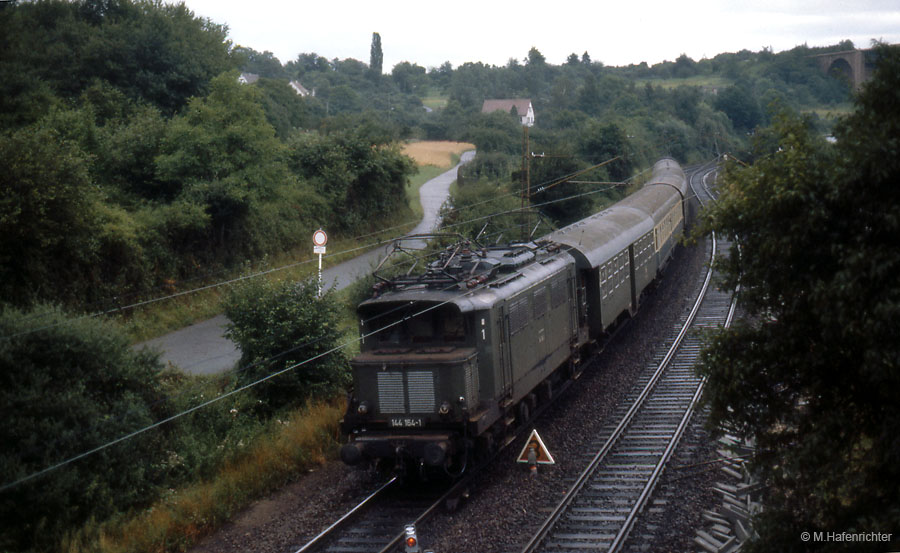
[238,72,259,84]
[289,80,314,97]
[239,74,315,98]
[482,98,535,127]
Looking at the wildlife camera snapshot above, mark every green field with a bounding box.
[422,95,449,109]
[636,75,733,90]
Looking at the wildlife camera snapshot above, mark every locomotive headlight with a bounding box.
[458,396,466,406]
[439,401,451,415]
[357,401,369,415]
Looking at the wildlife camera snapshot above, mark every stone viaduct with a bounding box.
[811,48,876,90]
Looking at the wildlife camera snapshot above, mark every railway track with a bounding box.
[293,476,453,553]
[519,161,732,553]
[295,162,727,553]
[293,381,578,553]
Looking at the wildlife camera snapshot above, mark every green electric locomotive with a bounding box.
[340,158,688,475]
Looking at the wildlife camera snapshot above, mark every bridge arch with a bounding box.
[812,49,874,90]
[827,57,854,86]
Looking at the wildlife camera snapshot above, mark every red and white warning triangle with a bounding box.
[516,429,555,465]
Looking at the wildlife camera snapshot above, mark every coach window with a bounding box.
[600,265,608,299]
[534,286,548,318]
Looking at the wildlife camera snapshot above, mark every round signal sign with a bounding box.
[312,229,328,247]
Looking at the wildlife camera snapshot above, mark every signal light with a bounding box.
[404,524,421,553]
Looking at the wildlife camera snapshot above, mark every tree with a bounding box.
[528,150,597,226]
[288,51,331,77]
[255,77,308,139]
[369,31,383,76]
[0,0,234,117]
[714,83,762,132]
[391,61,426,94]
[285,129,414,231]
[0,124,100,307]
[233,46,286,79]
[673,53,697,78]
[578,121,632,180]
[155,72,286,249]
[696,44,900,552]
[426,60,453,91]
[577,74,605,115]
[527,46,546,65]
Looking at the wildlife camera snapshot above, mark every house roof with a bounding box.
[481,98,532,115]
[289,80,311,95]
[239,72,260,84]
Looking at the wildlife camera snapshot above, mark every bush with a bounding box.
[0,305,167,552]
[224,278,350,413]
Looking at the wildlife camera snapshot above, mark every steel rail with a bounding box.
[293,477,398,553]
[608,240,739,551]
[521,161,731,553]
[520,245,716,552]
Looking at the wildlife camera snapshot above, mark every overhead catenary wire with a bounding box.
[1,243,576,493]
[3,172,640,458]
[14,155,632,331]
[0,161,634,343]
[1,161,657,490]
[1,214,561,462]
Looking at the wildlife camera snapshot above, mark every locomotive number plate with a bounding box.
[390,417,424,428]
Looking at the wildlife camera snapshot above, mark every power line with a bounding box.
[0,167,617,343]
[1,163,658,490]
[0,244,572,492]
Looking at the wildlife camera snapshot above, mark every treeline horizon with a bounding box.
[0,0,854,313]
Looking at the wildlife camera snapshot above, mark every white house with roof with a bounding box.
[238,72,259,84]
[289,80,314,97]
[238,73,315,98]
[481,98,535,127]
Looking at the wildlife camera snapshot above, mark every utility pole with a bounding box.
[521,125,530,241]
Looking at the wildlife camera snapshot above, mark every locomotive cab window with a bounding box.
[361,303,469,348]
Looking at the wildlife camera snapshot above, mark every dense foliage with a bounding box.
[0,0,416,311]
[0,307,167,551]
[0,0,854,312]
[0,0,232,124]
[0,292,351,552]
[696,44,900,552]
[224,278,350,412]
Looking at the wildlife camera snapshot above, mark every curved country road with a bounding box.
[136,150,475,374]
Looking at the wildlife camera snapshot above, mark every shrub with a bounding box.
[224,278,350,413]
[0,305,167,552]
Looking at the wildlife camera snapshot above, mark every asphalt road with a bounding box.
[136,150,475,374]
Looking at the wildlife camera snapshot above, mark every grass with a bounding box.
[119,227,415,343]
[67,399,345,553]
[637,75,733,90]
[803,103,854,120]
[421,95,448,110]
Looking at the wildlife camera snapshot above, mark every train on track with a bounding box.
[339,158,689,476]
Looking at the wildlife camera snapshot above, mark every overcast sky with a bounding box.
[180,0,900,71]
